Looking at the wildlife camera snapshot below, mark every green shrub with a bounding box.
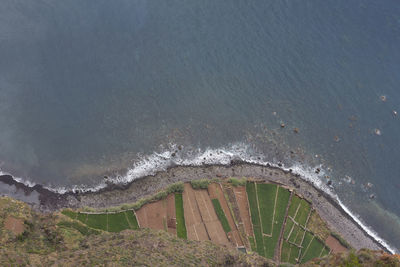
[166,182,184,193]
[211,199,231,233]
[228,177,247,187]
[343,251,362,267]
[153,191,168,201]
[191,179,211,189]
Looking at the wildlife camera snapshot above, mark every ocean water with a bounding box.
[1,0,400,251]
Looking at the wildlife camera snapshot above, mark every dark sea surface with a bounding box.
[0,0,399,251]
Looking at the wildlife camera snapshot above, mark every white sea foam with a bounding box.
[0,143,398,253]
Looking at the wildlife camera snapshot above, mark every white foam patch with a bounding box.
[0,143,398,253]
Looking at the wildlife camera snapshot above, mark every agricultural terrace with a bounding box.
[62,210,139,232]
[61,179,348,265]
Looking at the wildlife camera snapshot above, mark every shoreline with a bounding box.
[0,161,393,253]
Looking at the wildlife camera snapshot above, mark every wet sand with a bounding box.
[0,162,385,252]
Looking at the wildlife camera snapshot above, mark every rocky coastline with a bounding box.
[0,161,387,252]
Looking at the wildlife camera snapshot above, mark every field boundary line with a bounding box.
[270,185,278,236]
[133,210,141,228]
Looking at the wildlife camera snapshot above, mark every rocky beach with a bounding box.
[0,162,386,253]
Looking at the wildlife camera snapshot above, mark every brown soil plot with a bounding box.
[4,216,24,235]
[194,189,231,246]
[325,235,347,254]
[136,200,166,231]
[233,186,253,238]
[166,193,176,235]
[208,183,243,247]
[182,183,209,241]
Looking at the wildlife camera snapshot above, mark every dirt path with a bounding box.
[233,186,253,239]
[183,183,209,241]
[194,189,231,246]
[208,183,243,247]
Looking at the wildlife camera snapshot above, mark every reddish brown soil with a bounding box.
[194,189,231,246]
[4,216,24,235]
[183,183,209,241]
[166,194,176,235]
[325,235,347,254]
[233,186,253,238]
[208,183,243,247]
[136,200,166,231]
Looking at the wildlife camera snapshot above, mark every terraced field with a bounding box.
[62,210,139,232]
[61,179,348,265]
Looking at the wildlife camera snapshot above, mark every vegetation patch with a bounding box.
[125,211,139,230]
[287,195,301,218]
[84,182,185,213]
[294,199,310,227]
[85,214,108,231]
[265,187,290,259]
[283,219,294,240]
[289,244,300,264]
[301,236,325,263]
[246,182,265,257]
[190,179,211,189]
[211,199,231,233]
[256,183,277,235]
[57,221,100,236]
[107,212,130,232]
[295,228,305,245]
[77,213,88,224]
[61,210,77,220]
[227,177,247,187]
[330,231,351,249]
[175,193,187,239]
[280,240,291,263]
[248,236,256,251]
[306,210,330,241]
